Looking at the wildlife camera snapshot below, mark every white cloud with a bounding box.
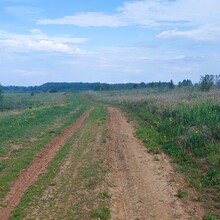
[29,29,87,44]
[157,24,220,41]
[0,29,87,54]
[117,0,220,27]
[38,12,125,27]
[37,0,220,41]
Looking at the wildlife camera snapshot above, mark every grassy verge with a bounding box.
[125,103,219,219]
[10,105,110,220]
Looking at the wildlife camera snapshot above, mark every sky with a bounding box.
[0,0,220,86]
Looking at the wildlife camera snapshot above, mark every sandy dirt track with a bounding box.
[0,108,93,220]
[107,107,191,220]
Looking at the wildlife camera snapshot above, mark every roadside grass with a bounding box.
[10,105,110,219]
[0,93,90,199]
[89,88,220,218]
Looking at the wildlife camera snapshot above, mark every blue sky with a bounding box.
[0,0,220,86]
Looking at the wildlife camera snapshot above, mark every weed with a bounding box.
[176,189,186,198]
[0,162,5,172]
[100,192,111,199]
[101,129,109,143]
[203,213,217,220]
[202,168,220,186]
[90,204,110,220]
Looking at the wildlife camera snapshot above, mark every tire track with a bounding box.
[0,108,93,220]
[107,107,190,220]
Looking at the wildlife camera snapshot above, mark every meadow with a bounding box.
[89,87,220,218]
[0,88,219,219]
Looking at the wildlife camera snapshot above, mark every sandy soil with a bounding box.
[0,108,93,220]
[107,107,192,220]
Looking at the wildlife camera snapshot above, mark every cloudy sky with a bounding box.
[0,0,220,86]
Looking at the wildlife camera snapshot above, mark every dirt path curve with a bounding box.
[0,108,93,220]
[107,107,190,220]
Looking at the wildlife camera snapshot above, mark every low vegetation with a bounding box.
[89,86,220,218]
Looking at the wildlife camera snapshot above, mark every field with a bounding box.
[0,89,219,219]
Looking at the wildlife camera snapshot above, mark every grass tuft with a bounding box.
[90,204,110,220]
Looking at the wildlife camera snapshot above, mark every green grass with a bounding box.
[203,213,217,220]
[90,204,110,220]
[1,92,67,111]
[10,104,110,219]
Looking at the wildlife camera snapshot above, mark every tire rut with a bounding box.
[107,107,190,220]
[0,108,93,220]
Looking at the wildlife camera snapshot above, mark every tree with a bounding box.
[169,80,175,90]
[199,75,214,91]
[178,79,193,87]
[49,88,58,93]
[0,84,3,110]
[133,84,138,89]
[139,82,146,88]
[150,82,154,88]
[214,75,220,88]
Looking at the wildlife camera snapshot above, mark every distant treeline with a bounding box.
[2,80,192,93]
[3,82,98,93]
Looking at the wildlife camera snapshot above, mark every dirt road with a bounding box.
[107,107,190,220]
[0,108,93,220]
[0,106,202,219]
